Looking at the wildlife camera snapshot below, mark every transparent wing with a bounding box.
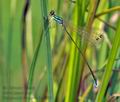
[63,20,104,47]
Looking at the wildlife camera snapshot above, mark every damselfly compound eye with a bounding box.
[49,10,55,16]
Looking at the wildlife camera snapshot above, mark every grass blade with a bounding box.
[41,0,54,102]
[95,18,120,102]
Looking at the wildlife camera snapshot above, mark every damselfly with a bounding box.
[48,10,103,86]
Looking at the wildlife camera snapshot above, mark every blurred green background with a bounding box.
[0,0,120,102]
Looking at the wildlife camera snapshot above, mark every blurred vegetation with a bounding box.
[0,0,120,102]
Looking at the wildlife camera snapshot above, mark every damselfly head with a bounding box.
[49,10,55,17]
[48,10,55,24]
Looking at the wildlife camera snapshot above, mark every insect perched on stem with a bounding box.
[48,10,104,87]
